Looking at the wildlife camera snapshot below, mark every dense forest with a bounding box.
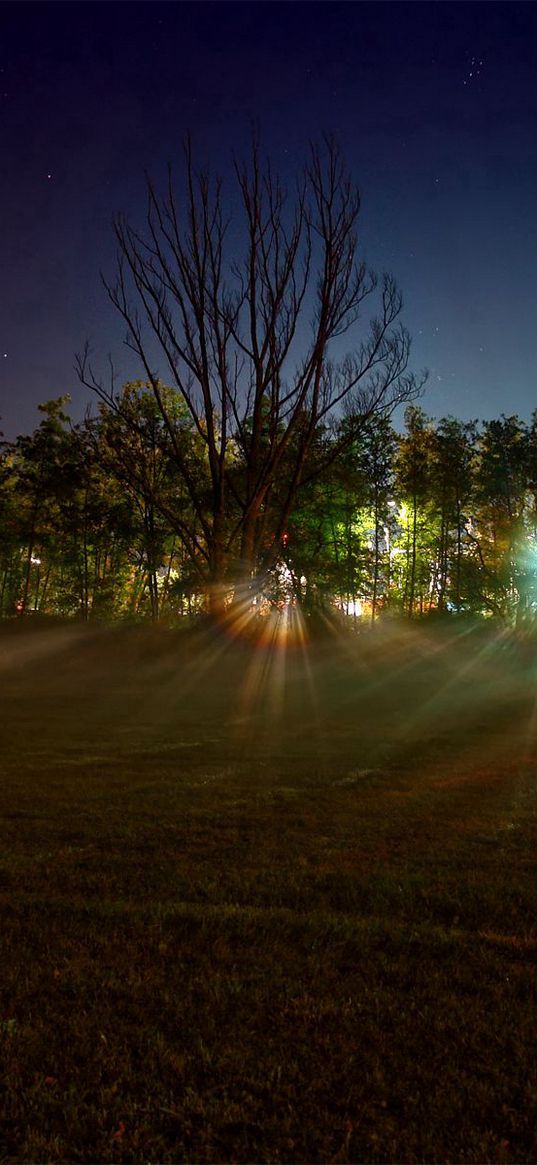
[2,388,537,628]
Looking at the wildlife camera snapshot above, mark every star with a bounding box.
[463,55,484,87]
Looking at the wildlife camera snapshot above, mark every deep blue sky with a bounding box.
[1,1,536,440]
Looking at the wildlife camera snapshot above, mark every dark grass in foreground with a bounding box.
[0,618,536,1163]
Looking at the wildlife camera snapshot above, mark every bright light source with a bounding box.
[342,598,363,617]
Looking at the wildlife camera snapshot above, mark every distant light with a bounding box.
[344,598,363,618]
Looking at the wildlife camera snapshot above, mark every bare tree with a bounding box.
[78,137,424,615]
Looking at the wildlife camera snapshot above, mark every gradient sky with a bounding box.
[1,1,536,440]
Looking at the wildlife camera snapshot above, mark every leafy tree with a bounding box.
[95,382,199,620]
[429,417,477,612]
[0,441,24,615]
[394,407,438,616]
[468,415,530,620]
[352,415,397,620]
[9,397,76,614]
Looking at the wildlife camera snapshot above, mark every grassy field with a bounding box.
[0,615,536,1163]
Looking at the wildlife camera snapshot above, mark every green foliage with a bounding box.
[4,396,537,627]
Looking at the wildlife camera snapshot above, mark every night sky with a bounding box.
[2,1,537,441]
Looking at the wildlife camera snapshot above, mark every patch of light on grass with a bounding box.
[0,627,91,672]
[234,604,311,734]
[392,622,521,759]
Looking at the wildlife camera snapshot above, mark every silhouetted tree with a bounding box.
[78,137,424,615]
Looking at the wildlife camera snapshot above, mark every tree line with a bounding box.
[4,140,535,628]
[2,394,537,627]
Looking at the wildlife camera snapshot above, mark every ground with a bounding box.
[0,616,536,1163]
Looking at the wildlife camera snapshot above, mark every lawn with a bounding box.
[0,616,536,1163]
